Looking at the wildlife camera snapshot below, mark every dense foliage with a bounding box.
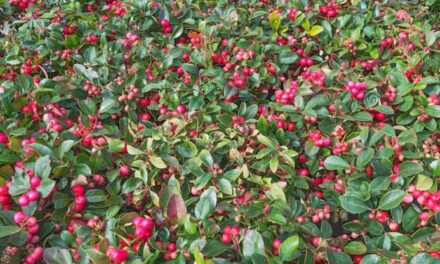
[0,0,440,263]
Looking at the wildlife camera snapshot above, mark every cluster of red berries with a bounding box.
[360,59,378,71]
[21,137,36,155]
[212,50,229,65]
[346,81,367,100]
[0,181,11,210]
[171,105,186,116]
[132,216,154,240]
[380,37,394,49]
[62,24,78,35]
[234,49,254,61]
[422,137,440,159]
[428,94,440,105]
[333,178,345,192]
[145,67,157,82]
[406,184,440,213]
[383,85,397,102]
[308,130,331,147]
[160,19,172,34]
[232,115,246,127]
[189,35,202,47]
[85,35,98,44]
[274,80,298,104]
[368,210,389,223]
[55,49,79,60]
[121,32,139,48]
[287,8,297,20]
[107,247,128,263]
[319,1,339,17]
[221,225,241,244]
[228,71,247,89]
[8,0,33,9]
[0,67,17,80]
[302,68,326,89]
[297,57,314,67]
[23,247,44,264]
[118,84,140,102]
[308,204,332,223]
[22,59,38,75]
[332,142,350,155]
[331,125,345,139]
[370,110,387,122]
[83,80,101,97]
[105,1,126,17]
[17,176,41,207]
[161,242,177,260]
[71,185,86,212]
[417,113,430,122]
[86,215,105,231]
[232,191,252,204]
[14,212,40,243]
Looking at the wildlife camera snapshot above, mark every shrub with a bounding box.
[0,0,439,263]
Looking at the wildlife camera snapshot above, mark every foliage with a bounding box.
[0,0,439,263]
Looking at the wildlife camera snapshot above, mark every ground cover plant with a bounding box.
[0,0,440,263]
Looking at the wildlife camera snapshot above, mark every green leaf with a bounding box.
[37,178,56,198]
[269,11,281,31]
[426,105,440,118]
[378,190,406,210]
[425,31,436,46]
[280,54,299,64]
[360,255,383,264]
[430,160,440,177]
[344,241,367,255]
[324,156,350,170]
[243,230,265,258]
[99,98,118,114]
[122,178,143,193]
[398,130,417,145]
[218,178,233,195]
[309,25,323,36]
[15,74,32,92]
[353,112,373,121]
[416,174,433,190]
[257,134,274,148]
[35,155,51,178]
[339,195,370,214]
[0,226,21,238]
[43,247,73,264]
[327,251,353,264]
[270,183,286,201]
[60,140,76,159]
[195,188,217,220]
[108,139,124,153]
[270,155,279,173]
[199,149,214,168]
[150,156,167,169]
[166,194,187,224]
[249,10,267,20]
[9,172,30,196]
[375,105,394,115]
[86,249,110,264]
[176,140,198,158]
[279,235,299,261]
[28,143,55,159]
[85,189,107,203]
[73,64,98,81]
[356,148,374,168]
[400,161,424,177]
